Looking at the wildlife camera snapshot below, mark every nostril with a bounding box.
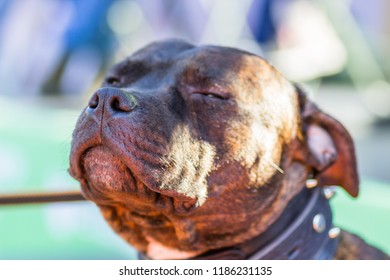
[88,94,99,109]
[110,96,134,113]
[110,97,120,111]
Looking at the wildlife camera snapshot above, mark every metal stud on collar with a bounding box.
[312,213,326,233]
[328,227,341,239]
[306,178,318,189]
[323,186,337,200]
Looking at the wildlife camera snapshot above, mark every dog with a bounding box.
[69,39,389,260]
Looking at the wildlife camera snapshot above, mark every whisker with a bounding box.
[270,161,284,174]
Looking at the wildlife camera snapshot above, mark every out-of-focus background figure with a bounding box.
[0,0,389,259]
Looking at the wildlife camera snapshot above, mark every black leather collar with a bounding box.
[249,186,338,259]
[192,187,338,260]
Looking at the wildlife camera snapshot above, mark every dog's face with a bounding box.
[69,40,358,258]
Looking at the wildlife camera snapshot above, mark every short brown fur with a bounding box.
[69,39,388,259]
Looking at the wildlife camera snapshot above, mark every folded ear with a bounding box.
[295,86,359,197]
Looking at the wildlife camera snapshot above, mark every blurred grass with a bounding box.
[0,96,388,259]
[0,202,137,259]
[331,179,390,254]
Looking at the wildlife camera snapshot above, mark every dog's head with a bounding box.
[69,39,358,258]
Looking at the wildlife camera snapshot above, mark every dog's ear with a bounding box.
[294,86,359,197]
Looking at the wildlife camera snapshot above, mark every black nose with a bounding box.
[87,87,137,118]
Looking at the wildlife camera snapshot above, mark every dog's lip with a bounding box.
[69,141,98,182]
[70,145,199,215]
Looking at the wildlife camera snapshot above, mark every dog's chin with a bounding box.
[81,146,134,194]
[79,145,199,216]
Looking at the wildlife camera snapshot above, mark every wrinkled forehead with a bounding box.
[130,39,195,64]
[110,41,264,78]
[177,46,262,81]
[131,40,257,64]
[105,41,285,103]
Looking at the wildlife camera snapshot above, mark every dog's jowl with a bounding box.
[69,39,389,260]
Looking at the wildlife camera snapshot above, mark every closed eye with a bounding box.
[105,76,121,86]
[192,91,227,100]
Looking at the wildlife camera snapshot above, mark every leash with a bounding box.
[0,190,86,206]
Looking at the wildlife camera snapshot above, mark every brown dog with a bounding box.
[69,39,388,260]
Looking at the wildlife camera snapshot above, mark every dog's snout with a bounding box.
[87,87,137,117]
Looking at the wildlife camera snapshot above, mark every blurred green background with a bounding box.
[0,0,389,258]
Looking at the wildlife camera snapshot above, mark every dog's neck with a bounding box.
[142,159,324,260]
[140,160,340,260]
[141,181,339,260]
[193,184,338,259]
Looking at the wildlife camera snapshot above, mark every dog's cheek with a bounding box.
[222,119,283,187]
[157,125,217,204]
[218,116,253,160]
[248,144,283,186]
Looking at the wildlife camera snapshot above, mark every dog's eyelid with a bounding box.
[192,91,227,100]
[186,85,230,100]
[105,76,121,85]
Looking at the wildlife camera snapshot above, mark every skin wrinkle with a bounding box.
[69,39,385,260]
